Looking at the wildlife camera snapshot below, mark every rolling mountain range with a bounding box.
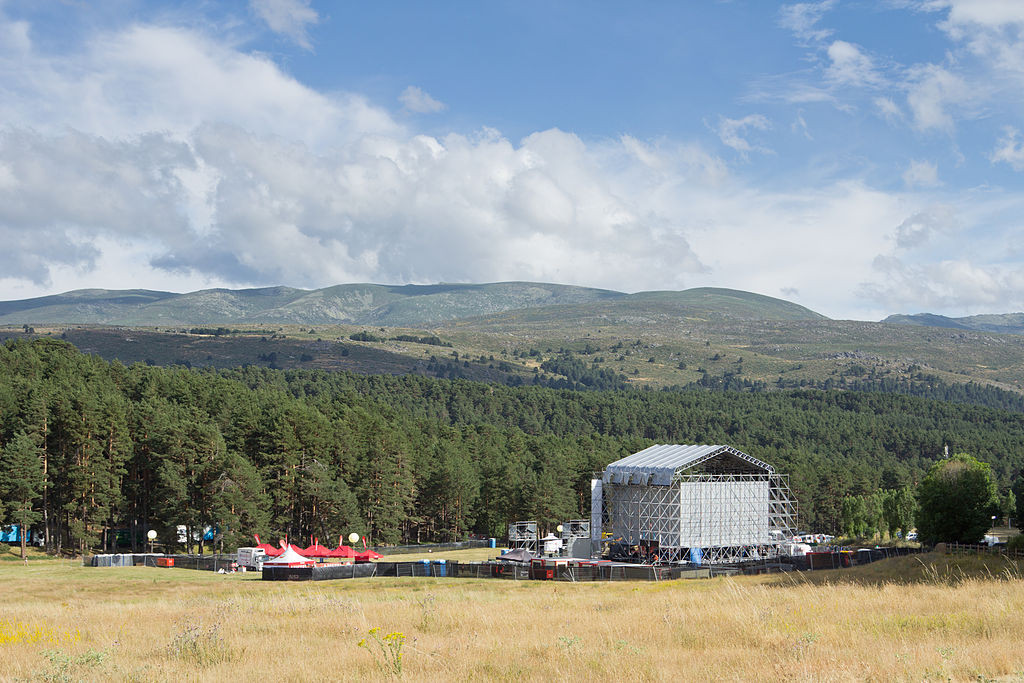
[0,283,825,326]
[4,282,1024,400]
[883,312,1024,336]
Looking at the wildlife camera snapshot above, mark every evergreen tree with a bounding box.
[882,486,916,538]
[0,432,44,559]
[916,453,997,545]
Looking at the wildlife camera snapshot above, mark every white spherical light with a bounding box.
[348,532,360,544]
[556,524,564,534]
[147,529,157,541]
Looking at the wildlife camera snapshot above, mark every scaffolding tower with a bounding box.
[508,521,538,553]
[596,444,797,565]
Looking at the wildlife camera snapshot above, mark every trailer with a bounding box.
[236,547,267,570]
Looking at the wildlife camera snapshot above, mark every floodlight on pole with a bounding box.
[556,524,564,534]
[348,532,360,545]
[147,529,157,554]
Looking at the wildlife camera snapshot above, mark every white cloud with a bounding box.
[932,0,1024,34]
[892,205,955,247]
[779,1,836,44]
[0,22,400,147]
[399,86,446,114]
[0,128,193,283]
[902,160,941,187]
[714,114,772,154]
[250,0,319,50]
[905,63,970,132]
[3,10,1024,321]
[926,1,1024,86]
[860,255,1024,313]
[826,40,882,86]
[991,126,1024,169]
[792,112,813,139]
[874,96,903,121]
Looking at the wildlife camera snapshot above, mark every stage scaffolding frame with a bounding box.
[560,520,590,541]
[599,450,797,565]
[508,521,538,553]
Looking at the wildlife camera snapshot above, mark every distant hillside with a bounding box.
[617,288,827,321]
[884,312,1024,335]
[0,282,623,326]
[10,285,1024,402]
[0,283,825,326]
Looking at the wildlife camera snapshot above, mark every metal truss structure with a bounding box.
[559,520,590,541]
[508,520,538,553]
[597,446,798,565]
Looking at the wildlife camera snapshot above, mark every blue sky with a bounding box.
[1,0,1023,320]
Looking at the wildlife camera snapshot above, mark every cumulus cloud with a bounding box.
[0,128,194,282]
[0,22,399,146]
[399,86,446,114]
[892,205,955,248]
[3,9,1024,320]
[0,14,721,295]
[860,255,1024,312]
[4,122,698,290]
[714,114,772,155]
[250,0,319,50]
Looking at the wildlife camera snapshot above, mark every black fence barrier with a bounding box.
[82,553,237,571]
[146,554,238,571]
[260,559,676,583]
[83,553,161,567]
[791,546,926,571]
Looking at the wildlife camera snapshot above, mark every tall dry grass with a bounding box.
[1,552,1022,681]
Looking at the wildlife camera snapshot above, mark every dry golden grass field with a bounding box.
[1,548,1024,681]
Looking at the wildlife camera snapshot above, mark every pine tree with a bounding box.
[0,432,44,560]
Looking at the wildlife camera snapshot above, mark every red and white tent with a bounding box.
[329,544,357,559]
[301,538,332,558]
[262,545,315,568]
[253,534,283,557]
[354,549,383,562]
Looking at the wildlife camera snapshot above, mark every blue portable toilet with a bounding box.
[433,559,447,577]
[488,538,496,548]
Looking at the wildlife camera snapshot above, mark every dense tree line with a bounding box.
[1,338,1024,555]
[674,369,1024,414]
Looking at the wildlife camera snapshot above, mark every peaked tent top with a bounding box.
[262,546,314,566]
[602,444,773,486]
[302,542,332,558]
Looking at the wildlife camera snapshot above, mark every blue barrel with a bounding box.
[488,538,496,548]
[690,547,702,566]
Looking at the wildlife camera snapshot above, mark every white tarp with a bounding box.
[262,546,313,566]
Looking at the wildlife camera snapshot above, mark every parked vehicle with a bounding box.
[236,547,267,570]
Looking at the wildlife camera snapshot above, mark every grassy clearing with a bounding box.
[1,551,1023,680]
[380,546,505,562]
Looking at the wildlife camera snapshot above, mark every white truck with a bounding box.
[236,547,267,571]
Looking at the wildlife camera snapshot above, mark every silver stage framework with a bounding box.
[595,444,797,565]
[508,521,538,553]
